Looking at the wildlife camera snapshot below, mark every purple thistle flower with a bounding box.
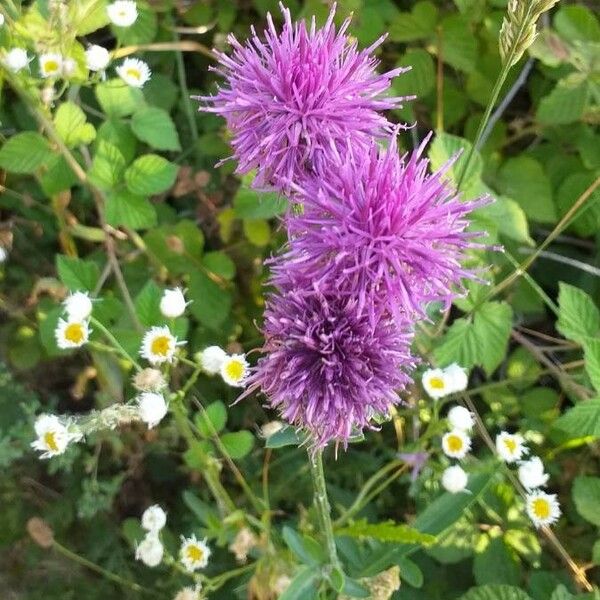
[272,132,490,320]
[196,3,409,189]
[247,283,416,448]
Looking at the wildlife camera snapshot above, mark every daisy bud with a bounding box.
[4,48,29,73]
[85,45,110,71]
[525,490,561,528]
[160,287,187,319]
[0,246,8,263]
[441,465,468,493]
[422,368,451,400]
[141,504,167,532]
[62,58,76,77]
[220,353,249,387]
[107,0,138,27]
[137,392,168,429]
[0,14,4,27]
[441,429,471,460]
[444,363,469,393]
[229,527,258,563]
[63,291,93,321]
[518,456,549,490]
[496,431,528,463]
[133,368,167,393]
[447,405,474,431]
[198,346,226,375]
[135,532,164,567]
[179,534,211,572]
[173,585,202,600]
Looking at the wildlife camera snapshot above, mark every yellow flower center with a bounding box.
[126,67,141,81]
[151,335,171,356]
[186,544,204,563]
[532,498,550,519]
[64,323,85,344]
[43,60,59,73]
[503,438,517,454]
[225,360,244,382]
[44,431,59,452]
[446,434,463,453]
[429,376,445,390]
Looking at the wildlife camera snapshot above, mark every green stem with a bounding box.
[90,316,142,371]
[308,449,341,573]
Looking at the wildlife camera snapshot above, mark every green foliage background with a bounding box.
[0,0,599,598]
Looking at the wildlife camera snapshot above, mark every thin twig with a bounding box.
[112,41,216,61]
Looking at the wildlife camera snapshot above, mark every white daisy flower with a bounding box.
[0,246,8,263]
[107,0,138,27]
[0,14,5,27]
[441,465,468,494]
[63,291,93,321]
[220,353,249,387]
[116,57,150,88]
[173,585,202,600]
[55,318,90,349]
[31,414,81,459]
[62,58,76,77]
[422,368,451,400]
[198,346,227,375]
[39,52,63,78]
[141,505,167,532]
[496,431,528,463]
[135,532,163,567]
[444,363,469,393]
[140,326,181,365]
[160,287,187,319]
[137,392,168,428]
[441,429,471,459]
[179,534,211,572]
[85,45,110,71]
[525,490,561,528]
[4,48,29,72]
[518,456,549,491]
[447,405,474,431]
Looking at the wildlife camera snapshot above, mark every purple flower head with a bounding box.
[272,132,490,320]
[247,282,415,448]
[196,3,409,189]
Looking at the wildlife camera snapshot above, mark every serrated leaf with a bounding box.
[203,251,236,280]
[56,256,100,291]
[96,79,145,118]
[572,476,600,526]
[125,154,178,196]
[336,520,435,545]
[557,282,600,344]
[221,431,254,459]
[0,132,52,174]
[473,197,533,245]
[582,338,600,393]
[134,280,162,327]
[440,14,478,73]
[233,187,287,219]
[105,191,156,230]
[188,270,232,330]
[553,398,600,439]
[40,154,79,196]
[54,102,96,147]
[131,106,181,151]
[112,3,157,45]
[549,585,574,600]
[473,538,520,586]
[389,1,437,42]
[70,0,109,35]
[196,401,227,437]
[88,141,126,191]
[458,585,533,600]
[554,5,600,43]
[537,81,589,126]
[243,219,271,247]
[96,120,137,163]
[393,48,435,98]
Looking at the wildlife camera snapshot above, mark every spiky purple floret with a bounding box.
[247,283,415,447]
[271,133,490,320]
[196,3,408,189]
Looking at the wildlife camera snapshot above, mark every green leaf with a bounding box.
[96,79,146,118]
[105,191,156,230]
[496,157,556,224]
[265,426,305,448]
[70,0,109,35]
[243,219,271,247]
[553,398,600,439]
[557,283,600,344]
[440,15,478,73]
[233,187,287,219]
[56,256,100,291]
[537,81,589,126]
[188,270,232,330]
[88,141,126,191]
[336,519,435,545]
[40,155,79,196]
[550,585,574,600]
[572,476,600,526]
[473,197,533,245]
[389,1,437,42]
[125,154,179,196]
[434,302,513,375]
[458,585,533,600]
[54,102,96,147]
[203,251,236,281]
[397,557,424,588]
[473,538,520,586]
[583,338,600,392]
[278,567,319,600]
[0,132,52,174]
[393,48,435,98]
[96,120,137,163]
[112,3,157,45]
[196,401,228,437]
[282,526,326,566]
[554,5,600,43]
[221,431,254,459]
[134,280,162,327]
[182,490,220,528]
[131,106,181,152]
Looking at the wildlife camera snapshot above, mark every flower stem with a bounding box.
[90,316,142,371]
[308,448,341,574]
